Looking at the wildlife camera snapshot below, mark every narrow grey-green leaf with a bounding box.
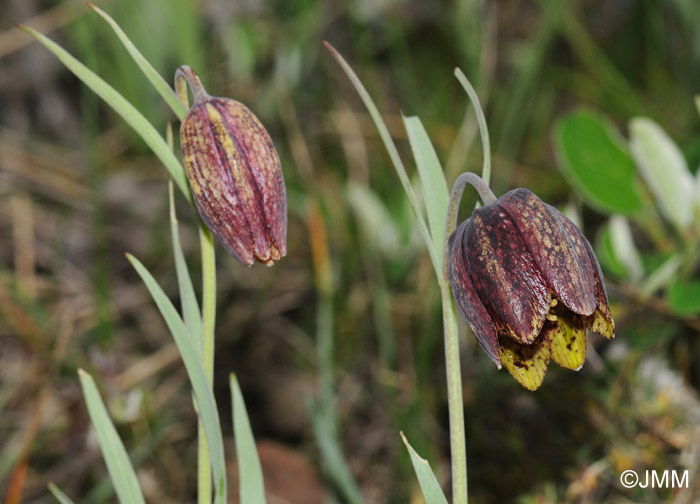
[48,483,77,504]
[554,109,642,214]
[402,115,450,266]
[324,42,440,276]
[78,370,146,504]
[231,374,266,504]
[20,26,191,201]
[126,254,227,504]
[401,432,449,504]
[169,182,202,348]
[88,4,188,121]
[629,117,694,232]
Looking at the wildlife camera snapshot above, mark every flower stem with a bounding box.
[197,224,217,504]
[439,281,468,504]
[175,65,210,106]
[440,70,495,504]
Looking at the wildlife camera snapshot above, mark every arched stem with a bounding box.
[443,172,497,277]
[174,65,210,108]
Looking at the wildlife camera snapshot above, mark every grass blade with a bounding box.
[48,483,77,504]
[169,181,202,348]
[126,254,227,504]
[402,115,450,267]
[454,68,492,188]
[87,3,188,121]
[19,25,191,201]
[230,375,266,504]
[324,42,440,276]
[401,433,449,504]
[77,370,146,504]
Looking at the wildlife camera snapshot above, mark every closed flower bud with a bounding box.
[177,66,287,266]
[448,187,615,390]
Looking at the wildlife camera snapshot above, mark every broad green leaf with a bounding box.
[48,483,77,504]
[629,117,694,232]
[401,433,449,504]
[554,109,643,214]
[608,216,643,283]
[20,26,191,201]
[402,115,450,266]
[324,42,440,276]
[77,370,146,504]
[169,182,202,348]
[88,3,188,121]
[667,277,700,315]
[230,375,266,504]
[126,254,227,504]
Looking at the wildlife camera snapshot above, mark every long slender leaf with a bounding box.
[126,254,227,504]
[169,181,202,348]
[324,42,440,276]
[308,401,364,504]
[19,25,191,201]
[402,115,450,267]
[401,433,449,504]
[87,3,188,121]
[77,370,146,504]
[231,375,266,504]
[48,483,77,504]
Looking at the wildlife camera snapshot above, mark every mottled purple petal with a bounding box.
[181,97,286,266]
[498,188,597,316]
[466,205,551,345]
[448,220,501,367]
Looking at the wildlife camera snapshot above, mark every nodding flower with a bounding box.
[448,185,614,390]
[177,65,287,266]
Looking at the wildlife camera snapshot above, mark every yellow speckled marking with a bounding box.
[549,311,586,370]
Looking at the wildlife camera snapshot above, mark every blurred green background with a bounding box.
[1,0,699,503]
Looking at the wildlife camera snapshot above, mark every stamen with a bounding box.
[546,313,558,322]
[550,298,558,307]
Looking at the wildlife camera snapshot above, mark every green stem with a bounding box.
[439,283,467,504]
[175,67,217,504]
[197,224,217,504]
[440,171,496,504]
[442,70,495,504]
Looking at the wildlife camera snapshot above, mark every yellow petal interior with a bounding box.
[549,314,587,371]
[588,308,615,339]
[499,335,551,391]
